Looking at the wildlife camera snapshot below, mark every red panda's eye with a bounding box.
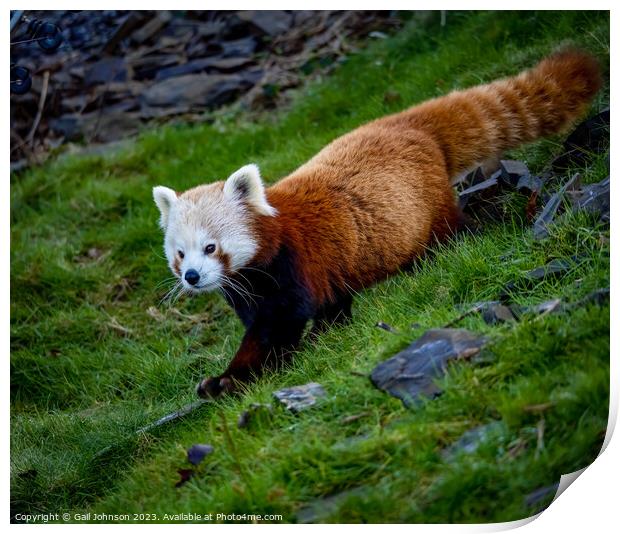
[204,244,216,255]
[178,250,184,259]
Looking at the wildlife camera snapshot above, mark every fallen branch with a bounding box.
[137,399,211,434]
[93,399,211,460]
[26,70,50,147]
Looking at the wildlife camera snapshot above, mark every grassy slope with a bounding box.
[10,11,610,523]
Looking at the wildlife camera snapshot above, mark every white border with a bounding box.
[5,3,616,532]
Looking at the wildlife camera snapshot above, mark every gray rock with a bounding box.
[84,57,128,86]
[524,484,559,509]
[458,175,499,210]
[500,159,529,187]
[237,11,293,36]
[187,444,214,466]
[49,111,142,142]
[131,11,172,44]
[141,73,252,109]
[273,382,326,413]
[154,56,255,81]
[525,258,574,282]
[532,173,581,239]
[480,302,518,325]
[131,54,184,81]
[441,421,506,460]
[579,287,610,307]
[568,176,610,222]
[516,173,543,194]
[375,321,398,333]
[520,298,563,317]
[220,37,259,58]
[370,329,487,407]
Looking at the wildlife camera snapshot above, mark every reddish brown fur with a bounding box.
[248,49,600,306]
[172,256,181,277]
[215,250,231,274]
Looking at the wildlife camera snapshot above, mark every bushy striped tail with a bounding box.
[407,48,602,176]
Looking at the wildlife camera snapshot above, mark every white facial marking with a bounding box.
[153,165,276,294]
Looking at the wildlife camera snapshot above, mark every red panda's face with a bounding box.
[153,164,276,295]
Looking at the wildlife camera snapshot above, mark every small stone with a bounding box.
[236,11,292,36]
[220,37,259,58]
[369,30,388,39]
[481,302,518,325]
[154,56,255,81]
[523,299,563,316]
[131,11,172,44]
[84,57,128,86]
[516,173,543,194]
[525,259,573,282]
[533,173,581,240]
[458,175,499,210]
[273,383,326,413]
[578,288,610,307]
[442,421,505,459]
[376,321,398,333]
[568,177,610,223]
[87,247,103,259]
[524,484,559,509]
[500,160,529,187]
[187,444,214,466]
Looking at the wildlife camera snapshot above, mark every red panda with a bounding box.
[152,48,601,398]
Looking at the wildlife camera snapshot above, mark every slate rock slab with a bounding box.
[520,298,563,317]
[141,73,252,109]
[568,176,610,223]
[500,257,577,300]
[273,382,326,413]
[500,159,529,187]
[453,166,487,191]
[532,173,581,240]
[516,173,543,195]
[524,483,559,509]
[237,10,293,36]
[579,287,610,307]
[441,421,506,460]
[525,258,574,282]
[458,175,499,210]
[85,57,128,86]
[370,329,487,407]
[480,302,518,325]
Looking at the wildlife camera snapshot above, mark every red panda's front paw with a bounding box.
[196,376,235,399]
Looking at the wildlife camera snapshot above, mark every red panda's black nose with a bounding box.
[184,269,200,286]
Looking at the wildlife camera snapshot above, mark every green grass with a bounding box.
[11,11,609,523]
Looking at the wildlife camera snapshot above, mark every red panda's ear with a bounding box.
[223,164,277,217]
[153,186,177,230]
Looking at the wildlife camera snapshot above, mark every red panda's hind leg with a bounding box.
[309,293,353,339]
